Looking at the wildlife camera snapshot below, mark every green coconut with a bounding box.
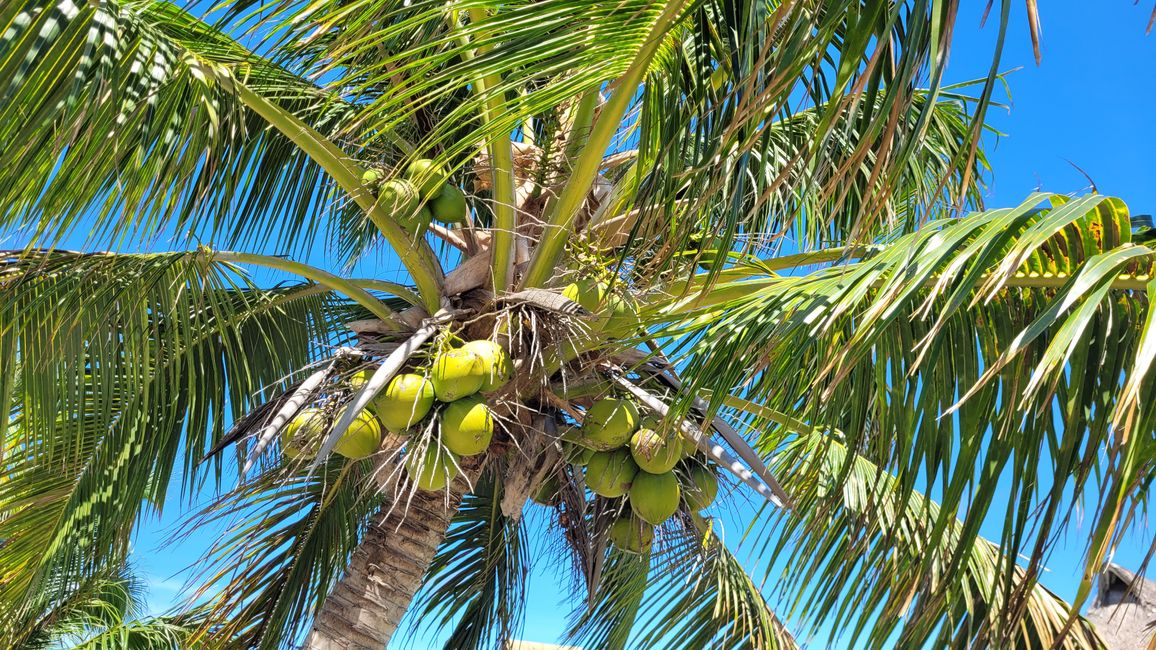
[603,292,639,336]
[680,433,699,457]
[629,427,682,474]
[607,517,654,555]
[461,340,514,392]
[348,369,374,391]
[333,409,383,459]
[584,448,639,498]
[281,407,326,459]
[376,179,420,223]
[682,463,719,511]
[430,348,485,401]
[629,470,680,525]
[361,168,383,188]
[371,373,435,432]
[429,184,469,224]
[406,443,460,491]
[562,440,595,466]
[409,204,433,236]
[562,278,611,331]
[405,158,448,199]
[440,396,494,457]
[531,474,560,506]
[583,398,640,450]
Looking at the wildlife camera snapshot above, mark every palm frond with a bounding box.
[0,0,362,255]
[563,547,650,650]
[632,528,799,650]
[16,563,199,650]
[0,249,339,633]
[181,459,378,649]
[402,466,529,650]
[660,193,1151,646]
[756,428,1104,649]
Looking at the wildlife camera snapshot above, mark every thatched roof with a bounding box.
[1086,563,1156,650]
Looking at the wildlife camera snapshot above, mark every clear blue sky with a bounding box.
[117,3,1156,647]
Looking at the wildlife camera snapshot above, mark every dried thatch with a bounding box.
[1086,564,1156,650]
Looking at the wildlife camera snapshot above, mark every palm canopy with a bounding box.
[1,0,1150,648]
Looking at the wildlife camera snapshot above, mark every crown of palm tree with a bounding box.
[1,0,1150,648]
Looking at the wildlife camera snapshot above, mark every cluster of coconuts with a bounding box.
[280,340,514,487]
[535,397,720,555]
[361,159,469,234]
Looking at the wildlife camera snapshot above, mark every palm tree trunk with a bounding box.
[303,488,462,649]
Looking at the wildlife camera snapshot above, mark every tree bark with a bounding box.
[303,488,463,649]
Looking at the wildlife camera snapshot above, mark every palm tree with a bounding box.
[1,0,1151,648]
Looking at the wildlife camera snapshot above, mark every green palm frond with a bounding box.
[564,547,650,650]
[16,564,199,650]
[0,0,362,254]
[754,428,1105,649]
[0,249,339,632]
[562,524,796,650]
[661,193,1151,646]
[402,466,529,650]
[631,529,799,650]
[181,460,378,649]
[604,81,994,277]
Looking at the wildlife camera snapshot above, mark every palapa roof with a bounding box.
[1086,563,1156,650]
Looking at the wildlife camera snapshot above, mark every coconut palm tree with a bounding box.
[1,0,1151,648]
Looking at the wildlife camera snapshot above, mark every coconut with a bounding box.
[629,427,682,474]
[607,517,654,555]
[371,373,435,432]
[332,409,383,459]
[680,432,699,457]
[405,159,448,199]
[682,463,719,511]
[348,369,374,391]
[562,278,609,330]
[281,407,326,459]
[603,292,639,337]
[531,474,560,506]
[429,184,469,224]
[562,440,595,466]
[409,204,433,236]
[430,348,485,401]
[584,448,639,498]
[376,179,420,223]
[582,398,639,449]
[461,340,513,392]
[361,168,382,188]
[440,396,494,457]
[629,470,680,525]
[561,278,605,312]
[406,443,460,492]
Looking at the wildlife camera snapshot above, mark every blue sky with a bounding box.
[115,2,1156,647]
